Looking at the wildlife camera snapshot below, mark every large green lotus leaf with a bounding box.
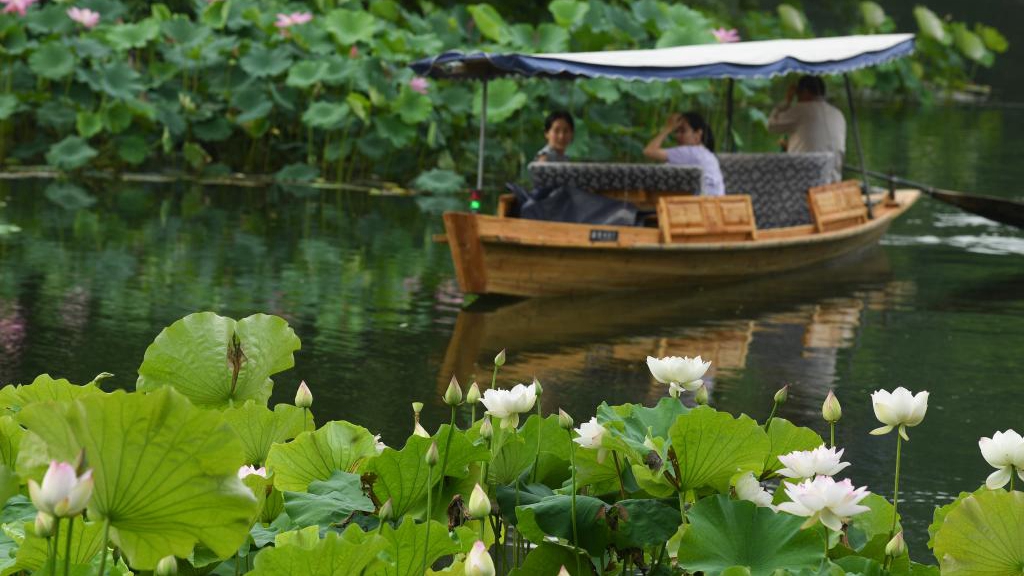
[598,397,688,457]
[777,4,805,36]
[411,168,464,196]
[323,8,380,45]
[78,61,144,100]
[508,541,590,575]
[117,135,149,165]
[302,101,349,130]
[17,388,258,569]
[953,25,988,63]
[489,431,534,486]
[286,61,328,89]
[0,94,17,121]
[45,137,97,171]
[250,524,385,575]
[283,471,374,528]
[549,0,589,28]
[0,417,23,468]
[927,490,975,548]
[496,483,553,525]
[25,4,75,36]
[13,516,107,574]
[393,88,431,124]
[104,19,160,50]
[136,312,301,408]
[76,111,103,138]
[572,440,621,493]
[913,6,948,44]
[536,23,569,52]
[224,401,310,466]
[612,498,681,549]
[677,495,824,576]
[764,418,823,475]
[466,4,510,44]
[266,421,378,491]
[28,42,75,80]
[0,374,102,415]
[472,78,526,124]
[977,25,1008,53]
[860,1,886,29]
[933,489,1024,575]
[367,429,489,518]
[844,494,898,552]
[669,406,769,492]
[488,415,567,486]
[44,182,96,211]
[240,45,293,79]
[517,494,610,557]
[381,518,459,576]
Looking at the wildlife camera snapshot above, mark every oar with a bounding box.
[848,167,1024,229]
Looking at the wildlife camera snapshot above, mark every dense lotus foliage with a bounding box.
[0,0,1008,190]
[0,311,1022,574]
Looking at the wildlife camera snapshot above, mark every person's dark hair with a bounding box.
[681,111,715,152]
[796,75,826,97]
[544,111,574,132]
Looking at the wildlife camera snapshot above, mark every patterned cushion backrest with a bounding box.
[528,162,703,194]
[718,153,834,229]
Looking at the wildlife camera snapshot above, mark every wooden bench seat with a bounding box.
[656,195,757,243]
[808,180,868,232]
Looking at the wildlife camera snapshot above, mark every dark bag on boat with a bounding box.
[509,183,638,226]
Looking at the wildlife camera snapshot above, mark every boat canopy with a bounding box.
[411,34,914,82]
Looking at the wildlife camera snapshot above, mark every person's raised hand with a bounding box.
[664,113,683,131]
[785,84,797,102]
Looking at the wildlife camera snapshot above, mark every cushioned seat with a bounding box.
[718,153,834,229]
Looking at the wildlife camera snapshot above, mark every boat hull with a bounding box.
[444,190,919,297]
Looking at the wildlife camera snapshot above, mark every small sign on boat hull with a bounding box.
[589,229,619,242]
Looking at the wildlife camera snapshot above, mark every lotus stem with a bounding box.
[422,466,433,576]
[568,432,582,576]
[764,400,780,431]
[829,422,836,448]
[63,517,74,576]
[96,520,110,576]
[470,404,476,426]
[612,451,626,500]
[889,433,903,540]
[49,519,60,576]
[435,406,457,502]
[530,400,543,483]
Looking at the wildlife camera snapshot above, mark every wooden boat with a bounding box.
[413,35,922,297]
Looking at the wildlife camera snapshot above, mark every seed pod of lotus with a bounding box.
[774,384,789,404]
[466,382,481,405]
[155,556,178,576]
[294,381,313,408]
[444,376,463,406]
[822,390,842,423]
[412,402,424,414]
[426,442,439,467]
[494,349,506,367]
[379,498,394,521]
[479,416,493,439]
[468,483,491,519]
[532,377,543,395]
[34,512,55,538]
[695,384,709,405]
[558,408,573,430]
[885,531,906,557]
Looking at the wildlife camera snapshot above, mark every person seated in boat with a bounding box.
[533,111,574,163]
[767,75,846,182]
[643,111,725,196]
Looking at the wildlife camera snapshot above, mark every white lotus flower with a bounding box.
[870,387,929,440]
[413,422,430,438]
[776,476,871,531]
[734,472,773,508]
[237,465,268,479]
[465,540,495,576]
[979,429,1024,489]
[373,434,387,454]
[777,445,851,479]
[480,383,537,428]
[646,355,711,394]
[28,461,94,518]
[573,417,609,463]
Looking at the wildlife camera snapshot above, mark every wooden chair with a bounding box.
[808,180,869,232]
[656,195,757,243]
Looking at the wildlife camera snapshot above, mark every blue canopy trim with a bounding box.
[410,36,915,82]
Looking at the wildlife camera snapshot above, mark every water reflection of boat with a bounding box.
[438,247,899,391]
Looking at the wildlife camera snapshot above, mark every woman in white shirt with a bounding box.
[643,111,725,196]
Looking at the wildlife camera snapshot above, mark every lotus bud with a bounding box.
[479,416,493,440]
[558,408,573,430]
[412,402,424,415]
[413,421,430,438]
[155,556,178,576]
[695,384,709,405]
[426,442,439,467]
[294,381,313,408]
[494,349,506,367]
[774,384,789,404]
[468,483,491,519]
[885,531,906,557]
[465,541,495,576]
[466,382,481,405]
[34,512,55,538]
[558,566,570,576]
[532,377,543,396]
[822,390,842,423]
[444,376,463,406]
[379,498,394,521]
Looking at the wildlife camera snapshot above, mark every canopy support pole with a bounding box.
[843,73,873,219]
[725,78,735,152]
[476,80,488,192]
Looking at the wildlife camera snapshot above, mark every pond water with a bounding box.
[1,105,1022,558]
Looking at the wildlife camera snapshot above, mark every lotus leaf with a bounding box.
[201,0,230,29]
[28,43,75,80]
[0,26,27,56]
[232,86,274,122]
[953,25,988,64]
[549,0,589,28]
[161,17,210,46]
[13,517,108,574]
[777,4,806,36]
[0,374,101,415]
[472,79,527,124]
[764,418,823,475]
[668,406,770,492]
[249,525,385,575]
[394,88,431,124]
[104,20,160,50]
[367,428,489,518]
[374,116,416,147]
[77,61,144,100]
[302,101,349,130]
[101,102,132,134]
[677,495,824,575]
[240,45,293,79]
[380,518,463,576]
[70,37,111,59]
[136,312,300,408]
[286,61,328,89]
[223,401,310,466]
[0,94,17,121]
[933,489,1024,575]
[323,9,380,45]
[467,4,511,44]
[859,2,886,29]
[17,388,259,569]
[517,494,610,556]
[508,542,590,575]
[598,397,688,456]
[266,421,379,492]
[45,137,98,171]
[44,182,96,211]
[927,489,974,548]
[25,4,75,36]
[913,7,948,45]
[283,471,375,528]
[116,135,149,165]
[411,169,465,196]
[977,25,1009,53]
[193,117,233,142]
[843,494,898,552]
[76,111,103,138]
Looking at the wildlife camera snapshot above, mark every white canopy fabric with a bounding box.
[411,34,915,81]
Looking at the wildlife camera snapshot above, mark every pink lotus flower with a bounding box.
[67,7,100,29]
[237,465,268,479]
[28,461,94,518]
[2,0,38,17]
[349,45,359,58]
[409,77,429,95]
[712,27,741,43]
[275,11,313,29]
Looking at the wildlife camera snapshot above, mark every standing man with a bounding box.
[767,75,846,182]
